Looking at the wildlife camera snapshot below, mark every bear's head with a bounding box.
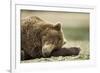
[41,23,65,57]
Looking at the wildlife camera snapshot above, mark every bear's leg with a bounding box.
[21,50,33,60]
[21,50,25,60]
[51,47,80,56]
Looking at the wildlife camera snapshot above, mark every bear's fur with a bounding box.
[21,16,80,60]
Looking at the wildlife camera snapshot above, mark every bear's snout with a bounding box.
[42,44,55,57]
[42,48,51,57]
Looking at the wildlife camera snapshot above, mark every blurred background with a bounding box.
[21,10,89,41]
[21,10,90,60]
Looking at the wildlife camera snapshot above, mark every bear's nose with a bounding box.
[43,52,50,57]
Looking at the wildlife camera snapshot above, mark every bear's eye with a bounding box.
[58,37,62,40]
[42,32,47,36]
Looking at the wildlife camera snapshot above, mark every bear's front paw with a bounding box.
[67,47,80,56]
[21,50,25,61]
[51,47,80,56]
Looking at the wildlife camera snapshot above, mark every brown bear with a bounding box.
[21,16,80,60]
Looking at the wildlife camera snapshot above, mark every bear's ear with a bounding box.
[54,23,61,31]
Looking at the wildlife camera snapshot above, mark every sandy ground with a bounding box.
[21,41,89,63]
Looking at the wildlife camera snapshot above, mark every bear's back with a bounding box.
[21,16,46,27]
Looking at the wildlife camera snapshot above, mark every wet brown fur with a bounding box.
[21,16,64,59]
[21,16,80,60]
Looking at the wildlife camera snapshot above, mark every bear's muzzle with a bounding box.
[42,44,55,57]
